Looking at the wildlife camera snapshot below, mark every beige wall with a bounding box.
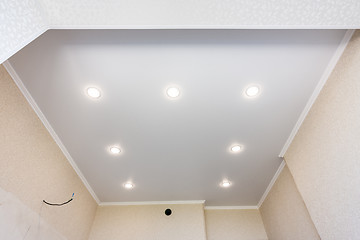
[260,165,320,240]
[285,30,360,239]
[89,204,207,240]
[0,64,98,240]
[205,209,267,240]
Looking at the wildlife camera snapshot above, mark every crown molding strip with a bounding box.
[204,206,258,210]
[257,160,286,208]
[278,29,355,158]
[100,200,205,206]
[3,61,101,204]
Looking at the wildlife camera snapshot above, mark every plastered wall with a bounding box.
[259,165,319,240]
[88,204,207,240]
[205,209,268,240]
[0,64,98,240]
[284,30,360,239]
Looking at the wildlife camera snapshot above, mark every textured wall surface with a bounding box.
[285,30,360,240]
[0,0,48,63]
[205,209,267,240]
[260,166,320,240]
[0,64,98,240]
[89,204,207,240]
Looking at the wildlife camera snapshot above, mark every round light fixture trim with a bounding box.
[244,85,261,98]
[124,182,134,189]
[220,180,232,188]
[86,87,101,99]
[110,146,121,154]
[230,145,243,153]
[166,87,180,98]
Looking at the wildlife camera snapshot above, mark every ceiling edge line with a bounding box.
[204,206,258,210]
[257,160,286,208]
[2,61,101,205]
[99,200,206,206]
[49,25,359,30]
[0,26,49,65]
[278,29,355,158]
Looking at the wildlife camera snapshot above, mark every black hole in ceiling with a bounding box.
[165,208,172,216]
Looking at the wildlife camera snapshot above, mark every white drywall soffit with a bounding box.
[1,0,360,64]
[40,0,360,28]
[0,0,48,64]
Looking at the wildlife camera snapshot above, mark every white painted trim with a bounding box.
[3,61,101,204]
[100,200,205,206]
[278,29,355,158]
[0,26,48,64]
[204,206,258,210]
[50,25,359,30]
[257,160,286,208]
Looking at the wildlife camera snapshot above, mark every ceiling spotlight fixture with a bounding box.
[244,85,260,98]
[86,87,101,99]
[109,146,121,154]
[230,145,242,153]
[166,87,180,98]
[220,180,231,188]
[124,182,134,189]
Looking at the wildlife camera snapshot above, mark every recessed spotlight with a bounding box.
[166,87,180,98]
[230,145,242,153]
[124,182,134,189]
[109,146,121,154]
[220,180,231,188]
[86,87,101,99]
[244,85,260,98]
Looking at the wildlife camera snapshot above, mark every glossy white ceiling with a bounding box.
[8,30,346,205]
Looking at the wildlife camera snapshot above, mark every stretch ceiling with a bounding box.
[8,29,346,205]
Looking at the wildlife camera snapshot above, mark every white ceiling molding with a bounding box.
[99,200,205,206]
[0,0,48,64]
[2,61,101,204]
[204,206,258,210]
[278,29,355,158]
[257,160,286,208]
